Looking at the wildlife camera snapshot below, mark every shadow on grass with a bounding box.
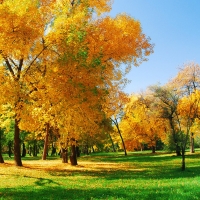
[46,165,200,182]
[0,184,200,200]
[80,152,200,164]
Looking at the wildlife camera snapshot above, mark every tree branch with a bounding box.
[5,58,16,79]
[25,45,48,76]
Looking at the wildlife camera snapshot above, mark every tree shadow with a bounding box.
[0,184,200,200]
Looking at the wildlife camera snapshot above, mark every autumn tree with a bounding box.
[0,0,153,166]
[150,85,182,156]
[170,63,200,153]
[121,93,166,153]
[151,77,200,171]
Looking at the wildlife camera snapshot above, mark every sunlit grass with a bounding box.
[0,151,200,199]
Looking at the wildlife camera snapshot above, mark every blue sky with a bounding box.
[109,0,200,94]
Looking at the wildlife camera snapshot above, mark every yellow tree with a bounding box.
[0,0,153,166]
[176,90,200,170]
[121,93,166,152]
[169,63,200,153]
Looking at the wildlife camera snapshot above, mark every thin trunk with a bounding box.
[33,140,37,156]
[8,141,12,157]
[176,144,181,156]
[42,123,49,160]
[21,142,26,157]
[0,130,4,163]
[61,148,68,163]
[51,142,56,156]
[140,143,144,151]
[181,147,185,171]
[29,145,32,156]
[0,153,4,163]
[152,146,156,153]
[111,117,127,156]
[14,119,22,166]
[190,133,195,153]
[169,117,181,156]
[70,138,77,165]
[85,144,89,155]
[108,132,116,152]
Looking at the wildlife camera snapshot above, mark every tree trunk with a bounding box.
[0,130,4,163]
[112,118,127,156]
[70,138,77,165]
[190,133,195,153]
[176,144,181,156]
[33,140,37,156]
[14,119,22,166]
[8,141,12,157]
[0,153,4,163]
[42,123,49,160]
[61,148,68,163]
[85,144,89,155]
[181,147,185,171]
[51,142,56,156]
[108,132,116,152]
[152,146,156,153]
[21,142,26,157]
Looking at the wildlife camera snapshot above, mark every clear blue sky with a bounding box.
[109,0,200,94]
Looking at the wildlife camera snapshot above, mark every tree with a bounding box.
[151,78,200,171]
[121,93,166,153]
[0,0,153,166]
[169,63,200,153]
[150,85,182,156]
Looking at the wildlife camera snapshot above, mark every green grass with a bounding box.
[0,151,200,200]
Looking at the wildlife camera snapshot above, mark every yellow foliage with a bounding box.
[0,0,153,143]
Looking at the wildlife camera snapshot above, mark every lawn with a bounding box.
[0,151,200,200]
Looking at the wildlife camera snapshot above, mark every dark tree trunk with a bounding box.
[61,148,68,163]
[51,143,56,156]
[190,133,195,153]
[181,147,185,171]
[0,130,4,163]
[14,119,22,166]
[152,146,156,153]
[33,140,37,156]
[0,145,4,163]
[108,132,116,152]
[42,123,49,160]
[70,138,77,165]
[84,144,89,155]
[0,153,4,163]
[21,142,26,157]
[176,144,181,156]
[28,145,32,156]
[8,141,12,157]
[111,117,127,156]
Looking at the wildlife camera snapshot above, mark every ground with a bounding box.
[0,151,200,200]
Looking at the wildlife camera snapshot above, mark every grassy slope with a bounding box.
[0,151,200,200]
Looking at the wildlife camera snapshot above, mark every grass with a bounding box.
[0,151,200,200]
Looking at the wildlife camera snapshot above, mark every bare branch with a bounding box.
[4,58,16,79]
[25,45,48,75]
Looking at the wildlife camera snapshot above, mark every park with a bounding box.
[0,0,200,199]
[1,150,200,200]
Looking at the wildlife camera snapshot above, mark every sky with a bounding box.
[109,0,200,94]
